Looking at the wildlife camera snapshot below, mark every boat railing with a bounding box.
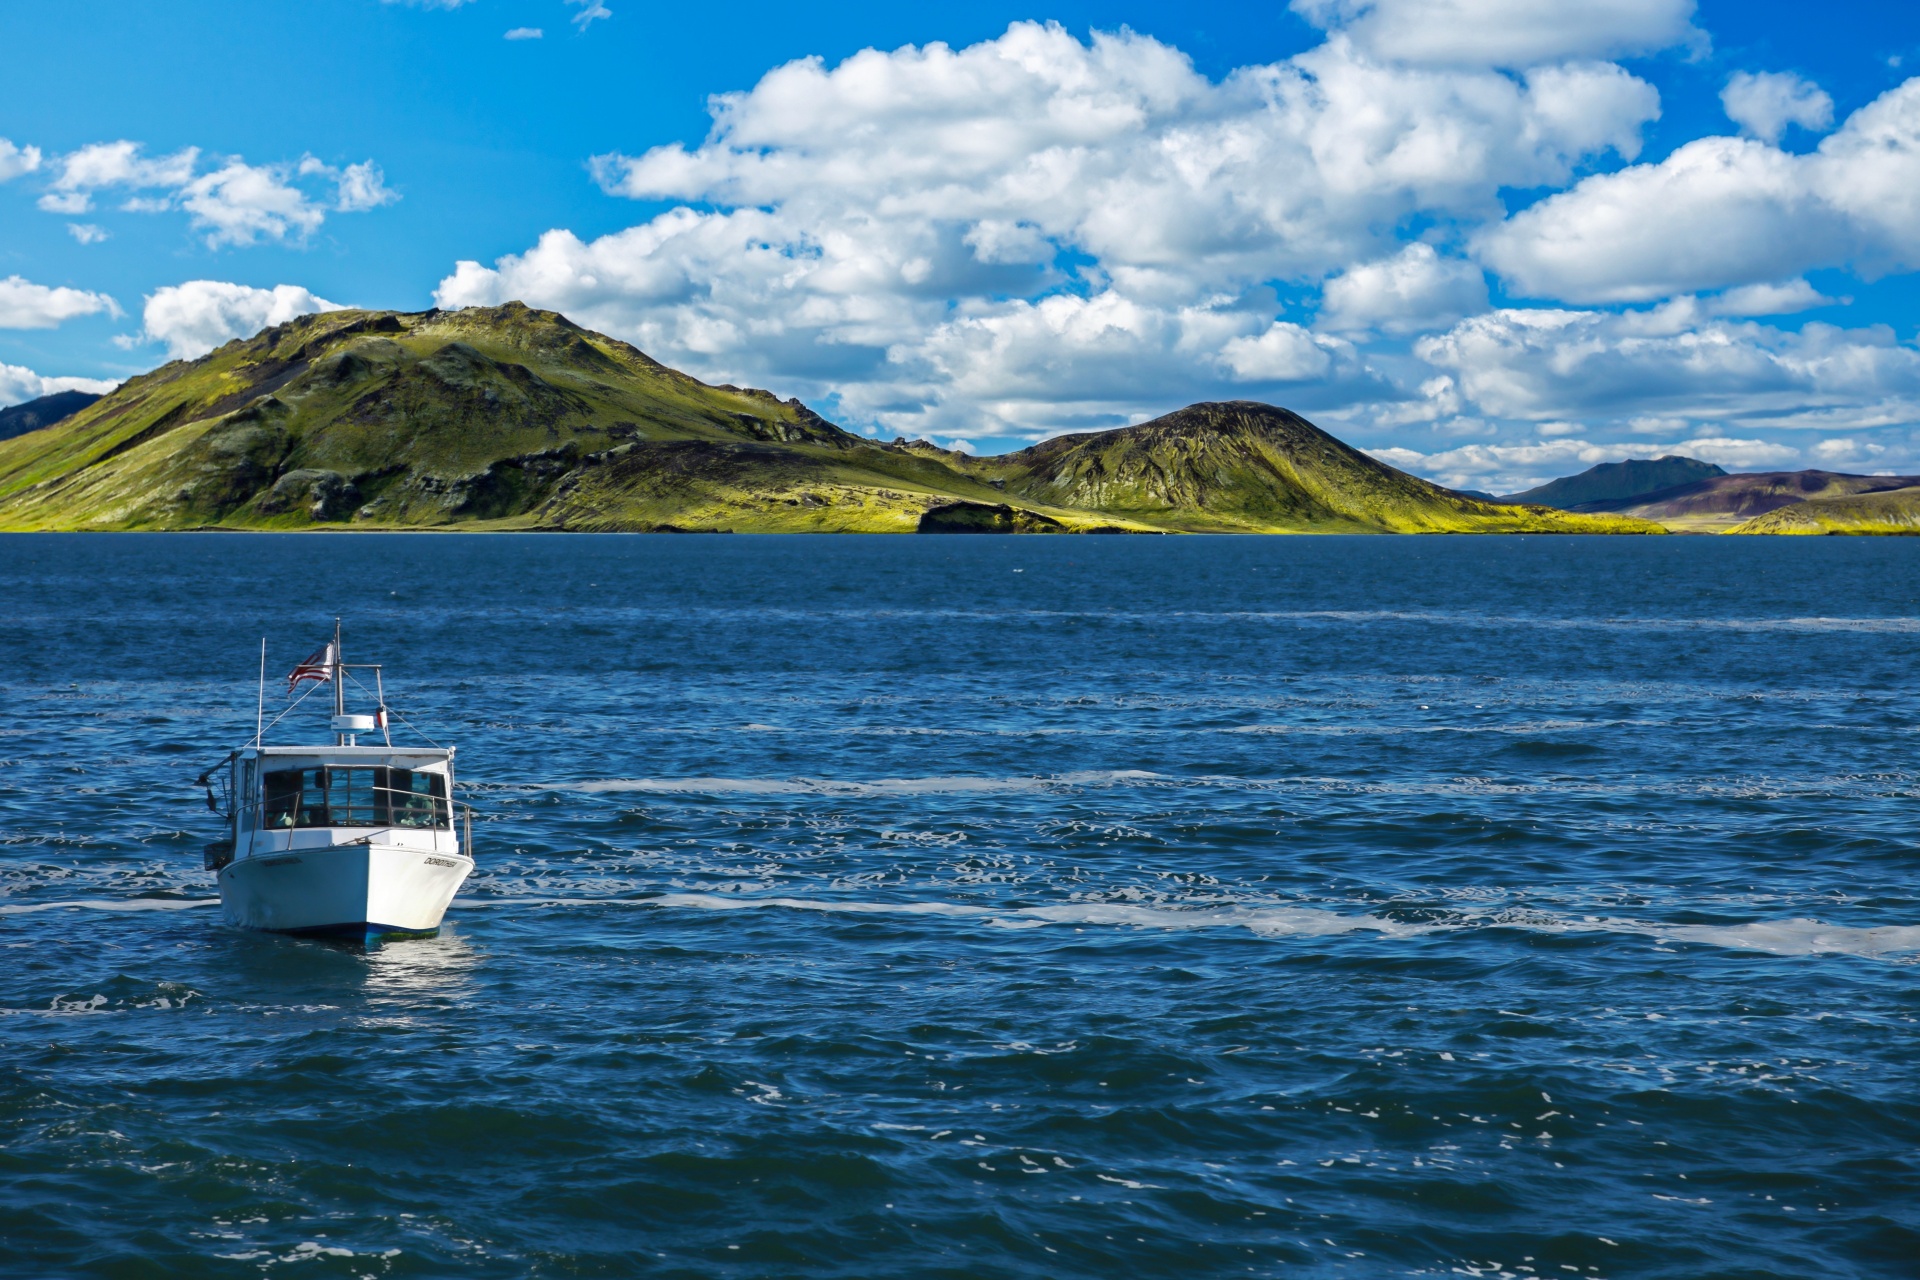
[209,786,479,869]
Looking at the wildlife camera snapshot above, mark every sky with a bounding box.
[3,0,1919,491]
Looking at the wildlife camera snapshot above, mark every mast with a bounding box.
[332,617,345,745]
[255,637,266,746]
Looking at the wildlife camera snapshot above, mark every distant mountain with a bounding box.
[0,389,104,442]
[1502,456,1725,510]
[0,304,1661,534]
[1727,486,1920,535]
[1606,471,1920,532]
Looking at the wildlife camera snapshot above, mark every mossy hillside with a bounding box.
[1726,487,1920,534]
[526,437,1158,533]
[0,303,868,530]
[0,306,1663,535]
[964,402,1664,534]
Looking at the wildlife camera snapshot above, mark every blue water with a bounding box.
[2,534,1918,1279]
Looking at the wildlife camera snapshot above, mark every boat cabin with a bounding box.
[214,744,461,866]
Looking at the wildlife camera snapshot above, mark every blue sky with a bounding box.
[3,0,1919,489]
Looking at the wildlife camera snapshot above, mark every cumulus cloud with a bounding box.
[1371,430,1812,492]
[0,138,41,182]
[1708,278,1831,316]
[443,21,1655,437]
[505,27,543,39]
[1288,0,1703,68]
[27,140,394,247]
[1721,70,1833,142]
[66,223,109,245]
[179,160,326,246]
[39,141,198,213]
[1319,242,1487,332]
[1414,304,1920,431]
[0,276,119,329]
[0,363,119,409]
[136,281,345,361]
[1479,78,1920,301]
[303,157,399,213]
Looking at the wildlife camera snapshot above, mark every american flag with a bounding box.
[287,643,334,694]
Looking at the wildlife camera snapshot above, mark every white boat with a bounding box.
[200,623,474,942]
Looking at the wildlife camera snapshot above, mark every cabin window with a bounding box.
[383,768,450,828]
[260,766,449,828]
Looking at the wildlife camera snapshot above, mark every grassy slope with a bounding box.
[1726,486,1920,534]
[0,304,1112,533]
[961,402,1663,534]
[0,310,1658,535]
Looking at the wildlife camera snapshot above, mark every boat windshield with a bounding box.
[261,766,449,829]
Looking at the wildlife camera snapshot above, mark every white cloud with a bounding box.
[1479,77,1920,301]
[0,363,119,409]
[1722,70,1833,142]
[66,223,110,245]
[1707,278,1831,316]
[1220,322,1343,380]
[40,141,198,214]
[179,160,326,247]
[381,0,475,7]
[1414,304,1920,432]
[505,27,543,40]
[1319,242,1487,332]
[1807,436,1887,467]
[1288,0,1703,68]
[0,276,119,329]
[328,160,398,212]
[0,138,42,182]
[1670,435,1802,468]
[568,0,611,29]
[1370,431,1811,492]
[445,21,1655,438]
[30,140,393,247]
[137,281,345,361]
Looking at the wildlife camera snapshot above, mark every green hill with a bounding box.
[966,401,1659,533]
[1727,486,1920,534]
[1501,456,1724,510]
[0,304,1661,535]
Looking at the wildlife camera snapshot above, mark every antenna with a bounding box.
[255,638,266,746]
[332,616,345,745]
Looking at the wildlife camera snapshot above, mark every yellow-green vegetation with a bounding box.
[1726,486,1920,534]
[0,304,1662,534]
[951,401,1663,534]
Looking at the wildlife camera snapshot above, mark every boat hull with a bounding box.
[219,843,472,937]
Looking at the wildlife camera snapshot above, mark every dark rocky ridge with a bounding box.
[0,390,105,442]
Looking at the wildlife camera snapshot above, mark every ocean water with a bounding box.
[2,532,1917,1279]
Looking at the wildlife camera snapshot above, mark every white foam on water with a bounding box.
[1448,909,1920,958]
[573,770,1166,797]
[611,891,1428,939]
[456,891,1920,961]
[1635,917,1920,958]
[0,898,217,916]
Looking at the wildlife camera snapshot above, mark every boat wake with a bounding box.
[449,892,1920,959]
